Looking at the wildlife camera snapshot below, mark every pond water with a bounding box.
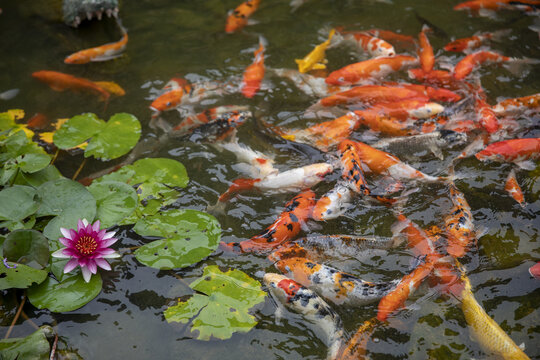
[1,0,539,359]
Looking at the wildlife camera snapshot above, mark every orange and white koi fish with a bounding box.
[32,70,110,101]
[364,29,416,48]
[338,318,377,360]
[492,93,540,116]
[454,0,539,13]
[364,99,444,120]
[224,190,315,253]
[319,85,424,107]
[391,213,437,257]
[377,253,439,321]
[225,0,260,33]
[475,138,540,170]
[173,105,249,135]
[326,55,418,85]
[312,181,354,221]
[505,169,525,207]
[150,78,192,113]
[273,256,399,306]
[295,29,336,73]
[453,51,512,80]
[475,96,501,135]
[418,25,434,72]
[444,29,511,53]
[354,110,420,137]
[65,22,127,64]
[444,180,476,258]
[263,273,345,360]
[242,37,266,98]
[352,141,443,182]
[335,28,396,58]
[217,162,332,202]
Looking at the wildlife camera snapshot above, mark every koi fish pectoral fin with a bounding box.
[91,53,124,62]
[514,160,536,170]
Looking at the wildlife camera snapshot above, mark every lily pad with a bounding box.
[84,113,141,160]
[0,262,48,290]
[36,178,96,240]
[134,209,221,270]
[0,185,39,227]
[53,113,104,150]
[0,325,52,360]
[87,180,138,228]
[27,272,102,312]
[164,265,266,340]
[17,164,63,187]
[3,230,49,269]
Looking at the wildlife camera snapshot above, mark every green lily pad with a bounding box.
[53,113,104,150]
[16,153,52,173]
[3,229,49,269]
[0,262,48,290]
[164,265,266,340]
[0,325,53,360]
[87,180,138,228]
[84,113,141,160]
[36,178,96,240]
[17,164,63,187]
[0,185,39,225]
[134,209,221,270]
[27,272,102,312]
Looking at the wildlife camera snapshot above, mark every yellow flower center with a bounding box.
[75,235,98,255]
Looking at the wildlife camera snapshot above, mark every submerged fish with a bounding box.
[475,138,540,170]
[225,0,260,33]
[338,318,378,360]
[242,37,266,98]
[418,25,434,73]
[335,28,396,58]
[32,70,110,101]
[295,28,336,73]
[312,181,355,221]
[504,169,526,207]
[444,179,476,258]
[444,29,512,53]
[492,93,540,116]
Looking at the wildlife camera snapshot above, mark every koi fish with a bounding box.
[93,81,125,96]
[475,96,500,135]
[149,78,192,113]
[185,110,251,143]
[217,162,332,202]
[225,0,260,33]
[26,113,50,130]
[365,29,416,49]
[365,99,445,120]
[454,0,539,13]
[377,253,439,321]
[32,70,110,101]
[273,256,398,306]
[460,273,530,359]
[505,169,525,207]
[391,213,437,257]
[382,82,462,102]
[475,138,540,170]
[227,190,315,253]
[492,93,540,116]
[408,68,462,89]
[335,28,396,58]
[444,29,512,53]
[355,110,420,137]
[270,68,340,97]
[242,37,266,98]
[319,85,424,107]
[173,105,249,135]
[453,51,513,80]
[338,139,371,195]
[295,28,336,73]
[326,55,418,85]
[338,318,377,360]
[0,88,19,100]
[64,22,128,64]
[312,181,354,221]
[418,25,434,72]
[444,179,476,258]
[529,262,540,279]
[263,273,345,360]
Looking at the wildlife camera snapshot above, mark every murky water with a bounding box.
[1,0,539,359]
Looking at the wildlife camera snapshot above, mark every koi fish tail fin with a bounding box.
[289,0,306,12]
[258,35,268,51]
[490,29,512,42]
[206,199,227,216]
[217,178,260,203]
[504,56,540,77]
[115,17,127,35]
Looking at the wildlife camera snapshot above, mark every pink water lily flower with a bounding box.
[52,219,120,282]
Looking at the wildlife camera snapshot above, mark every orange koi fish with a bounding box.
[225,0,260,33]
[352,141,443,182]
[492,93,540,116]
[444,30,511,53]
[444,181,476,258]
[338,140,370,195]
[367,99,444,120]
[319,85,424,107]
[418,25,434,72]
[26,113,50,130]
[241,37,266,98]
[504,169,525,207]
[475,97,500,135]
[312,181,354,221]
[408,68,462,89]
[338,318,377,360]
[65,24,127,64]
[354,110,420,136]
[454,0,539,12]
[150,78,192,113]
[325,55,418,85]
[475,138,540,170]
[273,256,398,306]
[382,82,462,102]
[226,190,315,253]
[530,262,540,279]
[32,70,110,101]
[364,29,416,47]
[453,51,512,80]
[336,28,396,58]
[172,105,249,134]
[391,213,437,257]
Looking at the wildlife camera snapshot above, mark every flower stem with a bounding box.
[49,333,58,360]
[21,310,39,330]
[50,148,60,165]
[72,157,88,180]
[4,293,26,339]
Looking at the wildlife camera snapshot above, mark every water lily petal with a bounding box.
[87,260,97,274]
[100,238,118,248]
[96,248,116,256]
[59,237,71,247]
[96,229,107,240]
[78,257,88,266]
[64,258,79,273]
[95,258,111,271]
[102,252,121,259]
[92,220,101,232]
[52,248,71,258]
[60,227,73,240]
[102,231,116,240]
[81,266,92,283]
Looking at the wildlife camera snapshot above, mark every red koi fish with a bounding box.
[505,169,525,207]
[475,138,540,170]
[444,30,511,53]
[26,113,50,130]
[351,141,443,182]
[454,0,539,12]
[530,262,540,279]
[377,253,439,321]
[241,37,265,98]
[65,24,127,64]
[172,105,249,134]
[408,68,462,89]
[355,110,420,136]
[32,70,110,101]
[444,182,476,258]
[492,93,540,116]
[418,25,434,72]
[226,190,315,253]
[150,78,192,113]
[473,88,500,134]
[336,28,396,58]
[326,55,418,85]
[392,213,437,257]
[319,85,424,107]
[453,51,512,80]
[225,0,260,33]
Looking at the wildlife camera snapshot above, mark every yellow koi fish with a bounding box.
[295,28,335,73]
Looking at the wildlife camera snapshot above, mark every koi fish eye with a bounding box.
[166,101,172,106]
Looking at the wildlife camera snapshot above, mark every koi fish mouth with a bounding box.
[63,0,119,27]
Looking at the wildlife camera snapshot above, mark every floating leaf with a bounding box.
[53,113,103,150]
[164,265,266,340]
[0,186,39,229]
[0,326,52,360]
[134,209,220,269]
[87,180,137,228]
[3,230,49,269]
[17,164,63,187]
[27,272,102,312]
[84,113,141,160]
[36,178,96,240]
[0,262,48,290]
